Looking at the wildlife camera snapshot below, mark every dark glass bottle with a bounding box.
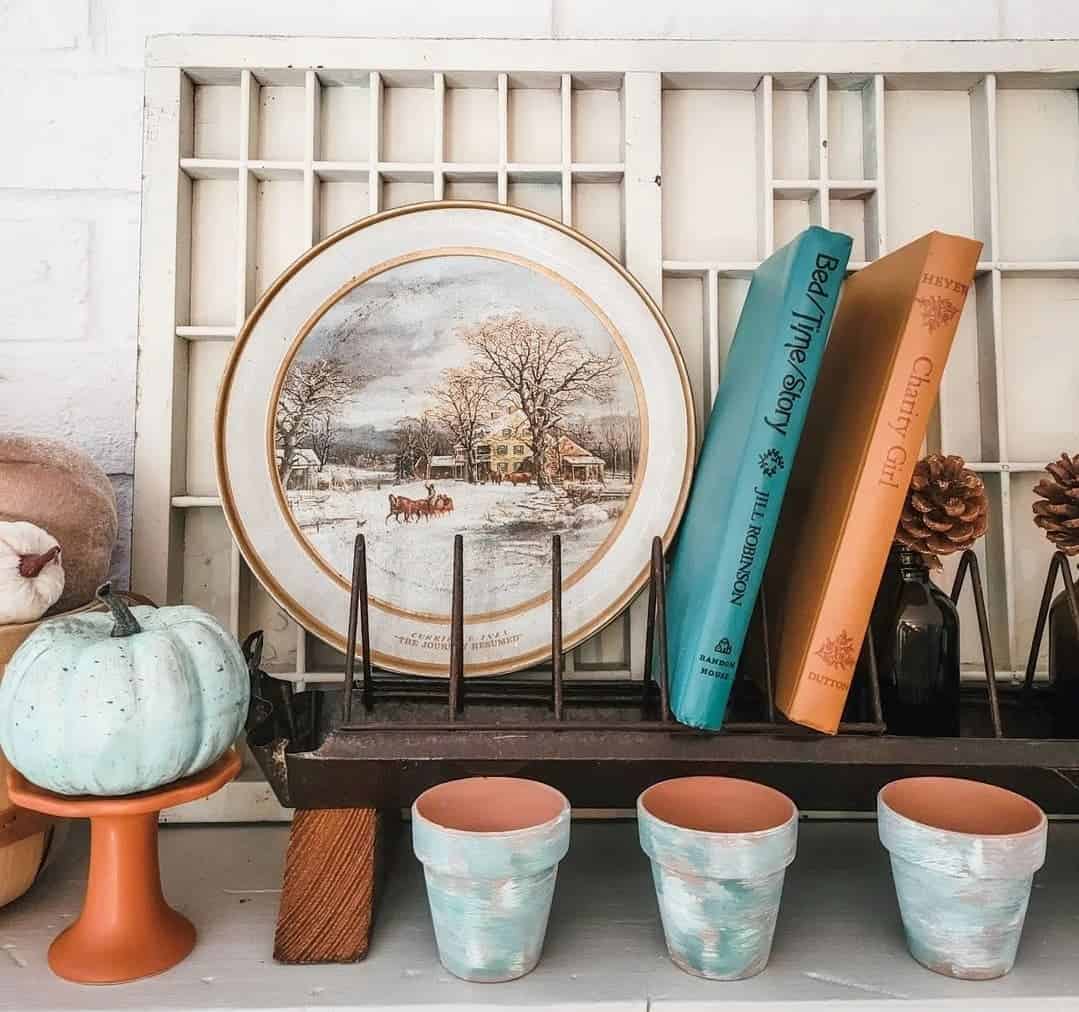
[1049,576,1079,738]
[874,546,961,737]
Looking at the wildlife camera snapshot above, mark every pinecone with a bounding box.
[895,454,988,569]
[1032,453,1079,556]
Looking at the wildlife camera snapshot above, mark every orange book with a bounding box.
[766,231,982,734]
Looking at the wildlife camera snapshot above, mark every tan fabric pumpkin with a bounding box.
[0,435,117,613]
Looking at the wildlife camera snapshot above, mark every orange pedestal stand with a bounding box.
[7,749,241,984]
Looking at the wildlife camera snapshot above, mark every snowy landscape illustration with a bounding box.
[274,254,642,616]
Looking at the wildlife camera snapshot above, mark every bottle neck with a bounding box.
[894,547,931,583]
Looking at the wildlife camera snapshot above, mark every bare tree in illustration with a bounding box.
[461,314,619,488]
[429,367,495,484]
[276,357,351,487]
[415,411,441,480]
[309,415,337,469]
[560,417,597,450]
[394,417,422,482]
[620,413,641,483]
[598,417,624,476]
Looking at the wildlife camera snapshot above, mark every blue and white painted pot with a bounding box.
[638,776,798,980]
[412,776,570,982]
[879,776,1047,980]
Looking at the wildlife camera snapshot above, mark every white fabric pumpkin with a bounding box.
[0,521,65,625]
[0,584,249,796]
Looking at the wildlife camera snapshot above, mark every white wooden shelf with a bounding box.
[174,325,235,341]
[9,820,1079,1010]
[136,37,1079,820]
[177,157,239,179]
[169,495,222,508]
[998,261,1079,277]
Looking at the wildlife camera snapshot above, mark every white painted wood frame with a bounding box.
[137,37,1079,820]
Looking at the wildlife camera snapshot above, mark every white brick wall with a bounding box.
[2,0,1077,591]
[1,220,89,343]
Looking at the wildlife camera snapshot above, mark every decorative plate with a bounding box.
[216,202,693,676]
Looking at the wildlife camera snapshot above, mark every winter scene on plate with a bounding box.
[273,253,643,617]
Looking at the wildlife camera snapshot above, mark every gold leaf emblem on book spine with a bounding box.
[914,294,960,333]
[814,630,857,670]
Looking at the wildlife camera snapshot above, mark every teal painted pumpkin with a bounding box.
[0,584,248,796]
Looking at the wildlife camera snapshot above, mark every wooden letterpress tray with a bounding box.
[136,39,1079,824]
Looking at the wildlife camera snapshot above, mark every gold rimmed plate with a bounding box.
[216,202,693,675]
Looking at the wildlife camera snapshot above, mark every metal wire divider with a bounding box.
[335,532,899,734]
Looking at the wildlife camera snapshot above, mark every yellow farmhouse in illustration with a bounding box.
[454,409,606,483]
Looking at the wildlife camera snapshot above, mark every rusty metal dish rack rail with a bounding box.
[334,533,990,735]
[245,533,1079,815]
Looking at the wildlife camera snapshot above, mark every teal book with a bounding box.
[665,226,852,730]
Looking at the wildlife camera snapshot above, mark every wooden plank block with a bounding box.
[273,807,380,964]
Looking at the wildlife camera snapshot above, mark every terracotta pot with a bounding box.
[412,777,570,982]
[878,776,1047,980]
[638,776,798,980]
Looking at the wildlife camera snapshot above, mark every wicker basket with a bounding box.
[0,607,92,907]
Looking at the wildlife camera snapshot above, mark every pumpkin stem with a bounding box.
[96,582,142,637]
[18,545,61,578]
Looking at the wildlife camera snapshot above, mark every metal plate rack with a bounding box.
[246,533,1078,817]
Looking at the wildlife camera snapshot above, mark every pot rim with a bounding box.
[637,775,798,840]
[412,776,570,840]
[878,776,1047,842]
